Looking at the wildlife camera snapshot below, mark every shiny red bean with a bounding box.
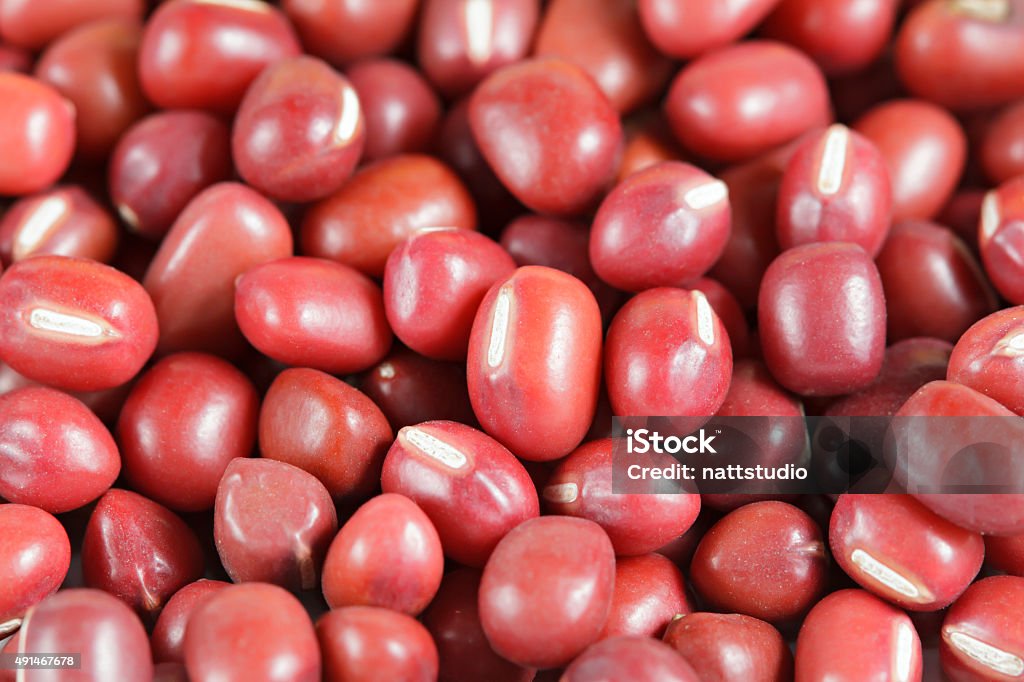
[638,0,783,59]
[138,0,301,115]
[0,0,143,50]
[467,266,602,461]
[948,306,1024,415]
[215,458,338,591]
[0,186,118,266]
[602,554,690,639]
[119,352,259,512]
[980,176,1024,304]
[0,505,70,623]
[469,57,623,216]
[986,533,1024,576]
[281,0,419,66]
[563,636,700,682]
[941,576,1024,681]
[321,493,443,615]
[0,73,75,196]
[151,579,230,664]
[686,278,752,359]
[664,612,793,682]
[184,582,320,682]
[795,589,923,681]
[981,100,1024,183]
[317,606,439,682]
[381,420,539,567]
[479,516,616,669]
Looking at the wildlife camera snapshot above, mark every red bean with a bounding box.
[467,266,603,461]
[941,188,987,254]
[153,662,189,682]
[260,367,392,504]
[941,576,1024,681]
[214,458,338,591]
[981,100,1024,183]
[151,579,230,664]
[381,420,539,567]
[281,0,419,66]
[321,493,444,615]
[602,554,690,639]
[184,582,320,682]
[616,112,684,181]
[302,154,477,278]
[638,0,783,59]
[0,73,75,196]
[469,57,623,216]
[143,182,293,357]
[986,534,1024,577]
[664,612,793,682]
[0,0,143,51]
[479,516,616,669]
[853,99,967,221]
[384,229,516,361]
[686,278,753,359]
[138,0,301,115]
[0,186,118,266]
[691,501,828,623]
[118,352,259,512]
[563,636,700,682]
[317,606,439,682]
[591,161,730,292]
[605,287,733,418]
[948,307,1024,415]
[0,504,70,624]
[18,589,153,681]
[980,176,1024,304]
[664,41,830,163]
[82,488,204,618]
[795,589,923,681]
[0,44,30,73]
[108,110,233,240]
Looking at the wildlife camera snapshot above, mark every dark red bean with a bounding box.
[108,110,233,240]
[467,266,603,461]
[664,612,793,682]
[591,162,730,292]
[986,534,1024,576]
[151,579,230,664]
[143,183,293,357]
[281,0,419,66]
[138,0,301,115]
[616,113,685,181]
[0,505,70,623]
[664,41,830,163]
[0,186,118,266]
[184,582,320,682]
[948,307,1024,415]
[942,576,1024,680]
[0,73,75,196]
[381,420,539,567]
[119,352,259,512]
[638,0,783,59]
[347,58,442,161]
[479,516,616,669]
[795,589,923,681]
[0,0,143,51]
[469,57,623,216]
[321,493,443,615]
[686,278,753,359]
[940,188,986,254]
[563,636,700,682]
[0,44,30,73]
[154,662,189,682]
[214,458,338,591]
[602,554,690,639]
[691,501,828,623]
[317,606,439,682]
[302,154,477,278]
[981,100,1024,183]
[18,589,152,682]
[233,56,364,202]
[980,176,1024,304]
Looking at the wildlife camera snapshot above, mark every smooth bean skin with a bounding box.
[0,0,143,50]
[422,568,536,682]
[601,554,690,639]
[0,44,30,73]
[302,154,477,278]
[119,352,259,512]
[321,493,444,615]
[467,266,602,461]
[0,505,70,623]
[664,612,793,682]
[381,420,539,567]
[384,229,517,361]
[691,501,828,623]
[469,57,623,216]
[17,589,153,682]
[281,0,419,66]
[0,186,118,266]
[759,242,886,396]
[795,589,923,682]
[214,458,338,591]
[541,439,701,556]
[260,368,392,503]
[108,110,233,240]
[562,636,700,682]
[143,183,293,357]
[317,606,439,682]
[233,56,364,202]
[0,387,119,513]
[981,100,1024,183]
[948,307,1024,415]
[184,583,320,682]
[235,257,391,374]
[853,99,967,221]
[638,0,782,59]
[138,0,301,115]
[687,278,753,359]
[151,579,230,664]
[590,161,731,292]
[830,494,984,611]
[984,533,1024,576]
[664,41,830,163]
[941,576,1024,682]
[0,73,75,196]
[82,489,204,619]
[980,176,1024,305]
[605,287,732,418]
[479,516,616,669]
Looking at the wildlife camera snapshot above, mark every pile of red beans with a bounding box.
[4,0,1024,680]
